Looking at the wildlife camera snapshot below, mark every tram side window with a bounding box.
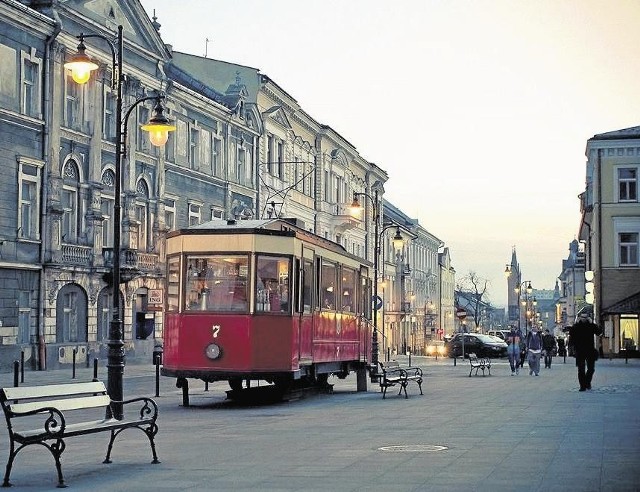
[167,256,180,312]
[321,260,336,310]
[341,267,356,312]
[256,255,290,313]
[185,255,249,312]
[302,259,313,313]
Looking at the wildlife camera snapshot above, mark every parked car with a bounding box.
[444,333,508,358]
[487,329,511,342]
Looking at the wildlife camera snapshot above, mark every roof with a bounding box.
[589,126,640,141]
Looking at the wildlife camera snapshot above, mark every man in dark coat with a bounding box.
[568,312,603,391]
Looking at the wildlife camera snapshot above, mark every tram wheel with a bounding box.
[228,378,243,391]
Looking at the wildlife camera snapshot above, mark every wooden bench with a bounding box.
[0,381,159,488]
[378,360,423,399]
[468,353,491,377]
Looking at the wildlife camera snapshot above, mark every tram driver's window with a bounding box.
[256,255,290,313]
[321,260,336,310]
[185,255,249,312]
[341,267,356,312]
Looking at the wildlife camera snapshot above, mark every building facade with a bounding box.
[579,126,640,356]
[0,0,451,372]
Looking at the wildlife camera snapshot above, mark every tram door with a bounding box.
[298,254,314,362]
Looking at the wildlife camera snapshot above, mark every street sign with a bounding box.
[148,289,163,304]
[372,295,383,310]
[456,309,467,319]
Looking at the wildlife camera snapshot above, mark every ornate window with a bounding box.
[21,53,41,118]
[164,197,177,232]
[17,156,43,240]
[103,89,116,141]
[135,179,150,251]
[101,169,115,247]
[62,160,81,243]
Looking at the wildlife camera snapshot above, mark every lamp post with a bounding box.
[515,280,533,336]
[350,192,404,380]
[65,26,175,418]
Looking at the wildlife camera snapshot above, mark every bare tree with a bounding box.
[457,271,490,331]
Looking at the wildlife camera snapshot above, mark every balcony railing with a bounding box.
[61,244,92,266]
[103,248,159,272]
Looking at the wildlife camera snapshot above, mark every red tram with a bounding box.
[162,218,374,402]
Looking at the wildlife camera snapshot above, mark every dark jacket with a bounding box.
[568,319,603,358]
[542,333,556,351]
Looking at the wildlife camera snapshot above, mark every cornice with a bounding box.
[0,0,56,35]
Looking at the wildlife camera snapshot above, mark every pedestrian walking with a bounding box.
[506,326,521,375]
[542,329,557,368]
[519,338,527,368]
[568,312,603,391]
[526,326,544,376]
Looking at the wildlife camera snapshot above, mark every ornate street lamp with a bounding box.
[514,280,533,336]
[65,25,175,419]
[350,192,407,378]
[350,190,381,379]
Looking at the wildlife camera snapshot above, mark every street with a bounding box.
[1,356,639,491]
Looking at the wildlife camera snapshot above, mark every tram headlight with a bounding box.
[205,343,222,360]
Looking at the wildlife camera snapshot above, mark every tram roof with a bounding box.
[169,218,372,266]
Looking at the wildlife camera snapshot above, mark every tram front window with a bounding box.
[185,255,249,312]
[256,255,290,313]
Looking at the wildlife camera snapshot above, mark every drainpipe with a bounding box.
[596,148,603,330]
[38,7,63,370]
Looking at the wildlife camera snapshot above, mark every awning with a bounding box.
[601,290,640,315]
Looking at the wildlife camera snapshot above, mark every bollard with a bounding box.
[387,347,390,362]
[153,343,163,398]
[93,358,99,382]
[13,361,19,387]
[72,348,77,379]
[454,356,457,367]
[155,359,160,397]
[20,350,25,383]
[408,351,412,367]
[205,381,209,392]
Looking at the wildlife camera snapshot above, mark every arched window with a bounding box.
[101,168,115,247]
[62,160,81,243]
[135,179,150,251]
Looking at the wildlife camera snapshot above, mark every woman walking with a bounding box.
[506,326,521,375]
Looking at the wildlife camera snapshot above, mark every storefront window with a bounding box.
[621,315,639,351]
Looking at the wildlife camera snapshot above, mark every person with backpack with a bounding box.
[526,326,544,376]
[542,329,557,368]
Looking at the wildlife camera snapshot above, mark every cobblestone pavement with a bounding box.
[1,356,639,491]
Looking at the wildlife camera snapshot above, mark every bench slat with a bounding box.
[2,382,106,401]
[14,416,153,440]
[8,394,111,414]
